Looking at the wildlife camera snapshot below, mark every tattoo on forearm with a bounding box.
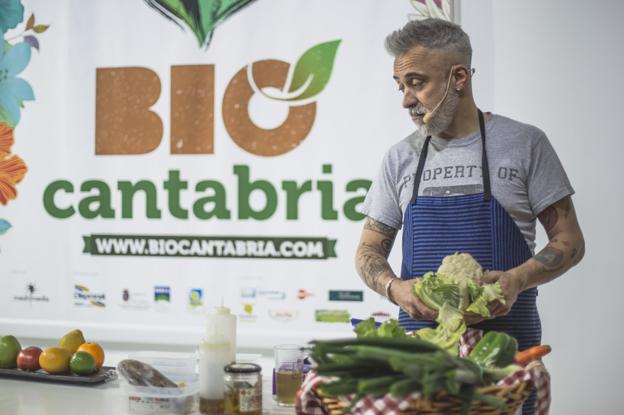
[539,197,573,233]
[534,246,564,271]
[364,217,397,237]
[358,218,398,293]
[381,238,394,256]
[560,197,572,218]
[356,242,393,293]
[538,206,558,233]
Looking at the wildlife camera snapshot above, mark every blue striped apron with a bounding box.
[399,111,540,414]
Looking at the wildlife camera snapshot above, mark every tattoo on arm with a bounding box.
[381,237,394,256]
[538,197,573,233]
[538,206,558,233]
[364,217,397,256]
[534,245,564,271]
[357,218,398,293]
[560,197,572,218]
[356,242,394,293]
[364,217,398,237]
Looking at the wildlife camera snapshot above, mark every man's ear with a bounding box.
[453,65,471,91]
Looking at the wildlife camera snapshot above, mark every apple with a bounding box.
[0,335,22,368]
[17,346,43,371]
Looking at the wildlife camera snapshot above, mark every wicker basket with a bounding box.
[319,380,532,415]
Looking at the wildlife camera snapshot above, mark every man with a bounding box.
[355,18,584,414]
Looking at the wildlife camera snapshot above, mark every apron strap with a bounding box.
[478,110,491,201]
[410,136,432,204]
[410,110,490,203]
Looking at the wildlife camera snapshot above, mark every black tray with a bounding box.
[0,366,117,385]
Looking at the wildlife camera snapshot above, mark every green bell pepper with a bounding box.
[468,331,518,368]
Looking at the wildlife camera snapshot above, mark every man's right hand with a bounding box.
[390,279,486,325]
[389,278,438,321]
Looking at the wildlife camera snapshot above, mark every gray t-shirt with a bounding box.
[360,114,574,253]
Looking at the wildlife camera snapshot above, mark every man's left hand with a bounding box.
[481,270,525,317]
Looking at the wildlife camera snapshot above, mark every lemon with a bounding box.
[39,347,71,374]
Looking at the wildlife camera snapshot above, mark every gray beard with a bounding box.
[414,90,460,137]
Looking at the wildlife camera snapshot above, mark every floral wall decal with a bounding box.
[409,0,453,22]
[143,0,258,49]
[0,0,48,235]
[0,123,26,203]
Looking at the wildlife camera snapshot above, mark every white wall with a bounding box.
[462,1,624,413]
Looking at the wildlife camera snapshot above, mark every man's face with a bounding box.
[393,46,459,136]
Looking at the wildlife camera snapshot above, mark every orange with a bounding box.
[76,342,105,368]
[39,347,71,374]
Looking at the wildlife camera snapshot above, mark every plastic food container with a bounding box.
[120,352,199,415]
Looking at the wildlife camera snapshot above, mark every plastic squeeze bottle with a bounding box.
[199,301,237,414]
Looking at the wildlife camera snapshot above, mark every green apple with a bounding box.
[0,335,22,368]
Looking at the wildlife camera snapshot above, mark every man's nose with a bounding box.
[402,90,417,109]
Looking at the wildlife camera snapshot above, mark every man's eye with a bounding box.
[409,79,423,87]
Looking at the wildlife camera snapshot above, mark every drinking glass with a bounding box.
[273,344,305,406]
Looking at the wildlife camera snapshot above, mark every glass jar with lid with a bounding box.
[223,362,262,415]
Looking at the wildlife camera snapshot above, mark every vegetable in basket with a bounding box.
[310,336,508,415]
[353,318,407,338]
[515,344,552,366]
[469,331,518,368]
[469,331,521,382]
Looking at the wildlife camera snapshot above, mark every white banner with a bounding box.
[0,0,451,348]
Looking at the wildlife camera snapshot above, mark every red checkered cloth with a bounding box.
[459,327,484,357]
[296,329,551,415]
[296,371,331,415]
[296,371,425,415]
[526,359,551,415]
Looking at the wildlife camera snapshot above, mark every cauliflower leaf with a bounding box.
[412,253,507,353]
[416,303,466,354]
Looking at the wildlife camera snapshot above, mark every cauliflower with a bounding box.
[413,253,505,354]
[437,252,483,282]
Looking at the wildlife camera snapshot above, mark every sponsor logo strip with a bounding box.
[329,290,363,302]
[314,309,350,323]
[74,285,106,308]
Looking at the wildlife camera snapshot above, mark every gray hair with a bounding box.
[385,18,472,66]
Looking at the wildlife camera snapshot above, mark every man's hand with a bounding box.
[389,278,438,321]
[481,270,525,317]
[391,279,485,324]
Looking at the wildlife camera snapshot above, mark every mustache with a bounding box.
[409,105,428,117]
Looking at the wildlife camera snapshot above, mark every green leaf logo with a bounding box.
[144,0,257,48]
[0,219,11,235]
[259,40,341,103]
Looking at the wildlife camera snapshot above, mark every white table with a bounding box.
[0,352,295,415]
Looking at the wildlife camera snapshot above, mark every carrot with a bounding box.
[514,344,552,366]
